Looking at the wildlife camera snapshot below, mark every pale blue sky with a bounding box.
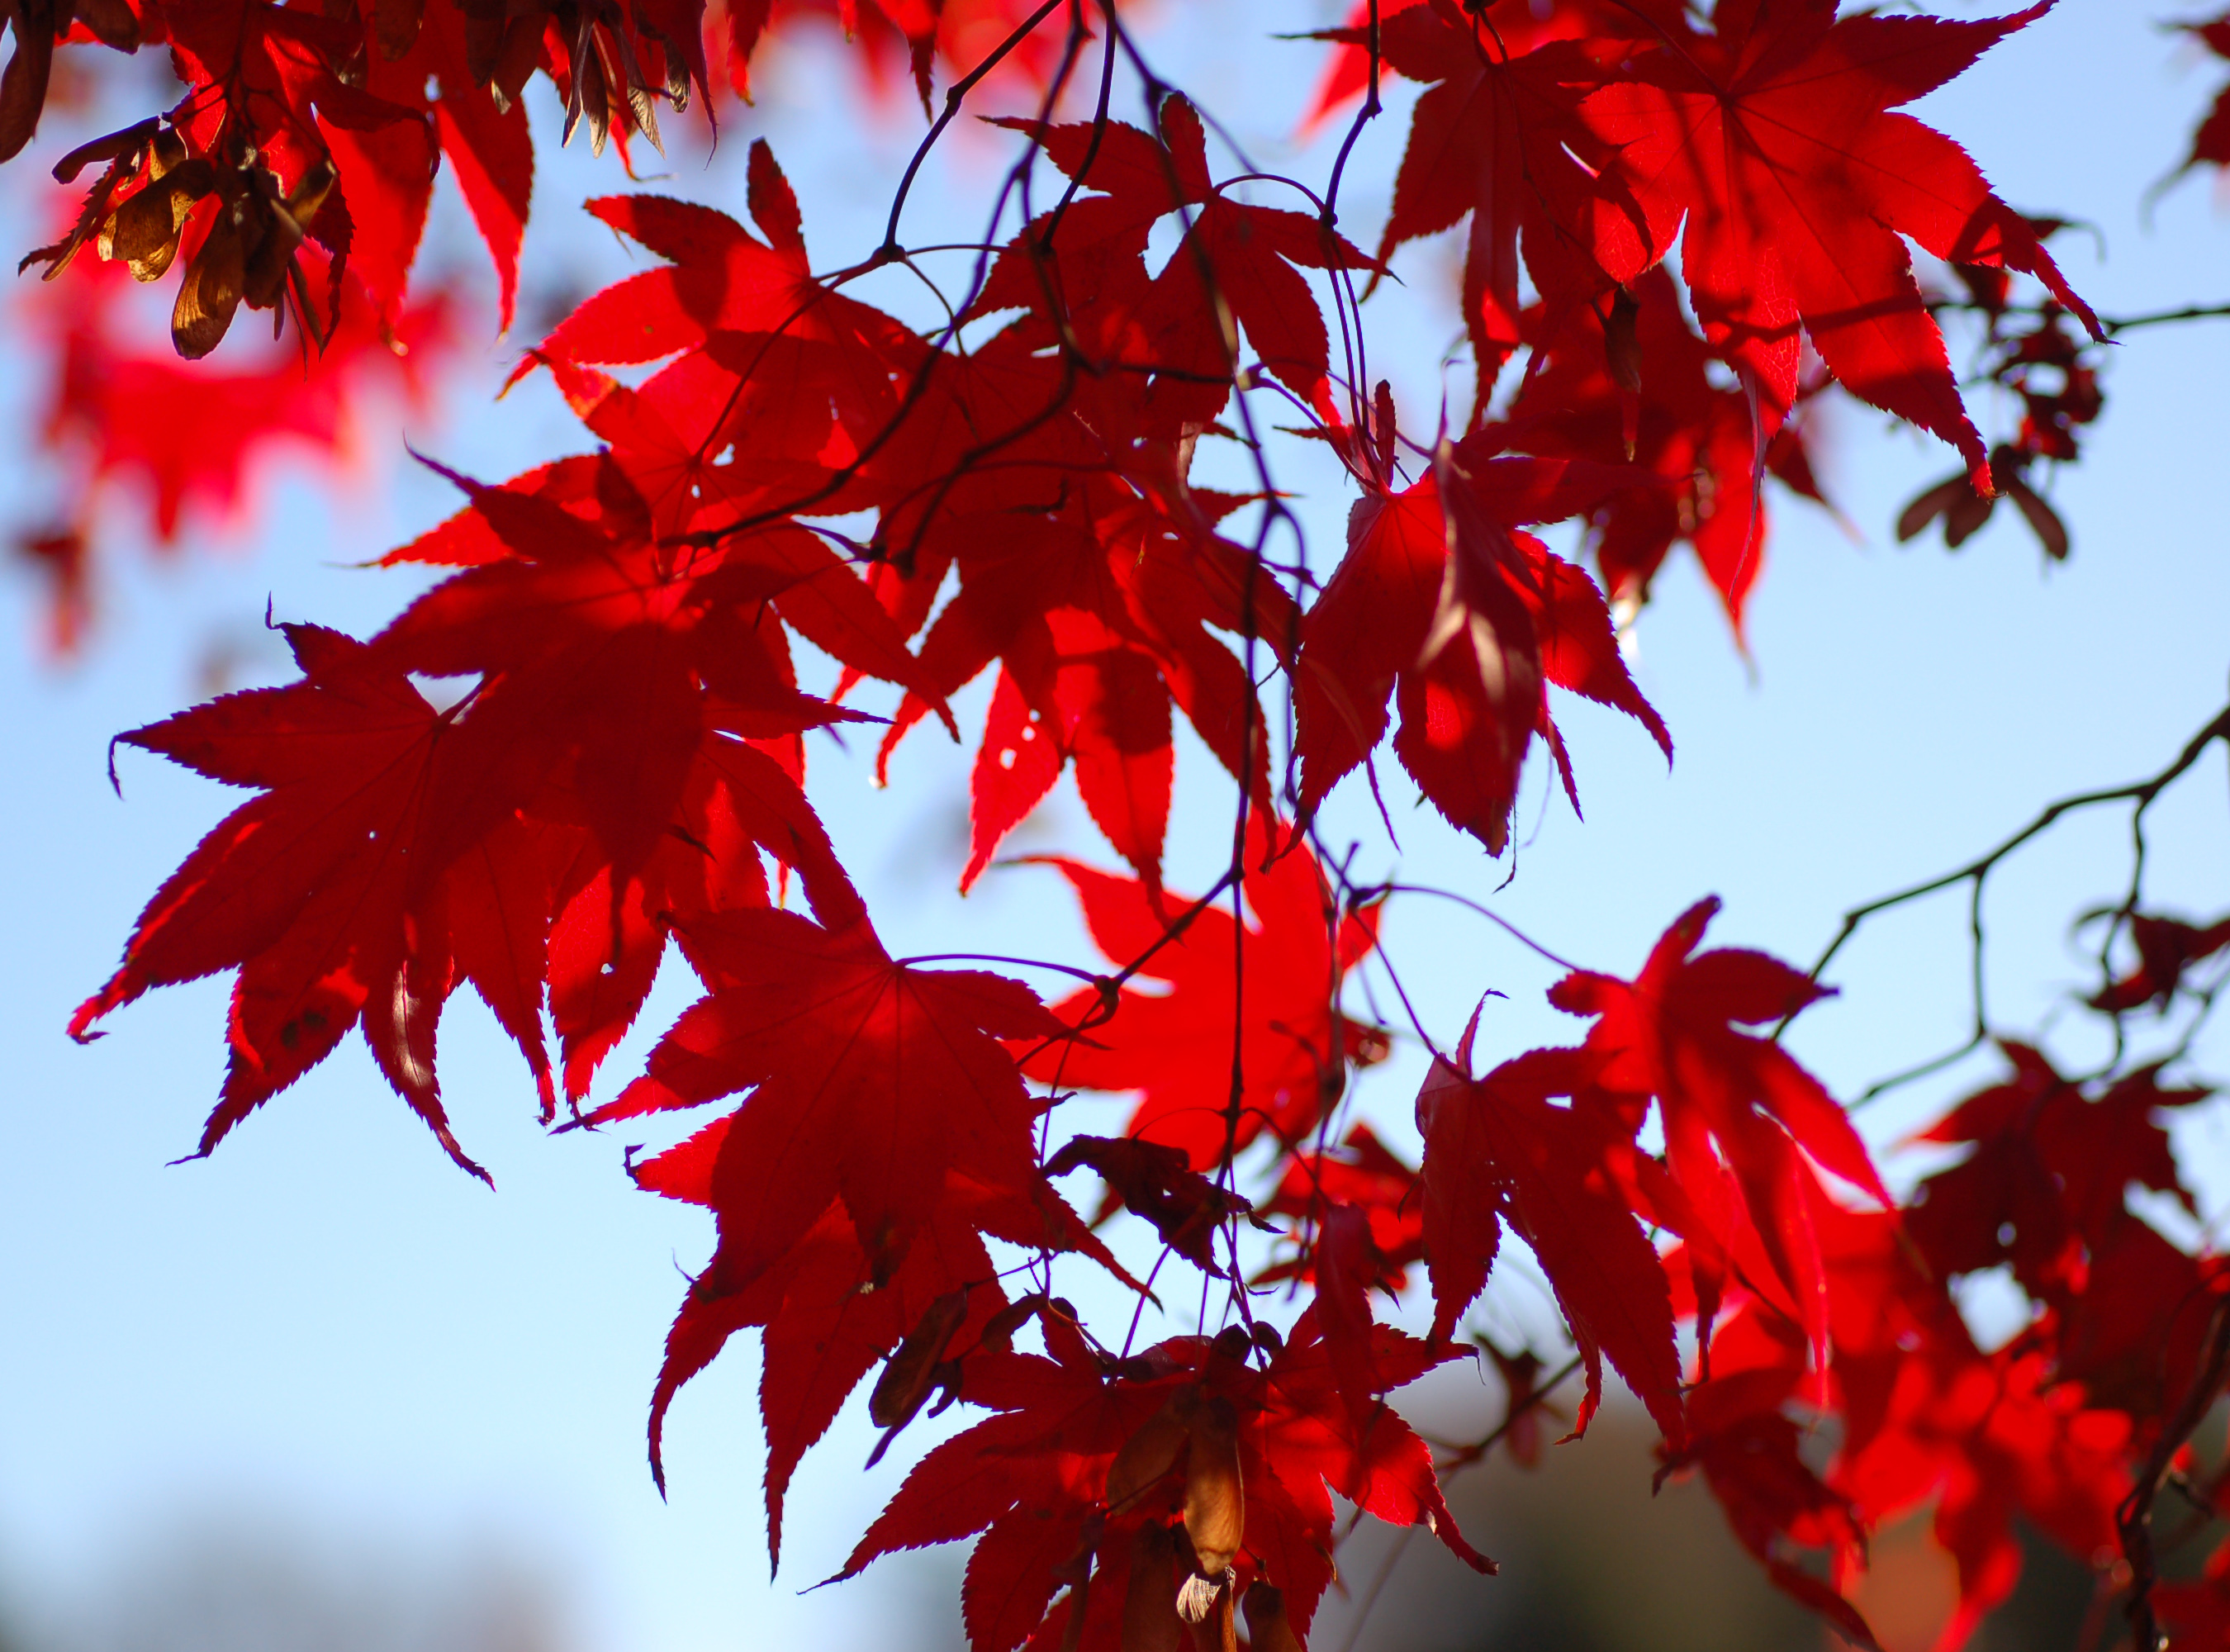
[5,3,2230,1648]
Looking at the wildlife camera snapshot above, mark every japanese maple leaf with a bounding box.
[316,0,533,329]
[1835,1331,2131,1650]
[878,486,1290,895]
[1413,1026,1686,1444]
[579,905,1101,1304]
[1682,1202,2131,1650]
[842,1310,1484,1652]
[1144,96,1381,405]
[1043,1135,1251,1275]
[1255,1123,1423,1294]
[2158,1534,2230,1647]
[71,624,529,1177]
[2087,910,2230,1013]
[373,456,929,891]
[715,0,1072,109]
[1549,898,1887,1370]
[632,1111,1074,1563]
[539,729,865,1098]
[533,145,918,383]
[1294,430,1671,852]
[980,98,1378,407]
[2051,1218,2229,1421]
[1494,268,1830,638]
[24,245,457,650]
[1577,0,2100,487]
[1345,0,1650,405]
[1905,1044,2210,1309]
[1020,817,1380,1171]
[1671,1356,1881,1649]
[2168,14,2230,183]
[520,344,861,541]
[73,616,865,1152]
[836,1312,1179,1652]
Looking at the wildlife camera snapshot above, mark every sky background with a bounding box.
[5,2,2230,1648]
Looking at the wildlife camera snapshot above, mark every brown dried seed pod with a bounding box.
[375,0,425,60]
[1181,1397,1243,1577]
[625,79,661,152]
[1172,1571,1218,1623]
[286,158,338,231]
[71,0,141,50]
[458,0,503,82]
[146,126,187,178]
[173,205,247,358]
[1604,286,1644,396]
[1106,1393,1193,1514]
[867,1287,969,1430]
[104,158,215,282]
[1894,475,1968,544]
[243,199,306,311]
[1239,1583,1303,1652]
[49,116,158,184]
[2005,475,2071,562]
[1942,485,1996,548]
[1119,1521,1184,1652]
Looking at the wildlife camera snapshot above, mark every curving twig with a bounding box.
[1801,702,2230,1103]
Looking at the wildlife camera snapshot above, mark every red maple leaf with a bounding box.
[979,97,1378,407]
[1341,0,1644,407]
[1020,817,1381,1172]
[72,624,536,1176]
[632,1110,1072,1560]
[1577,0,2100,487]
[880,487,1288,895]
[1549,898,1888,1370]
[17,238,458,648]
[580,905,1108,1298]
[1494,268,1830,638]
[1294,421,1671,852]
[1907,1044,2209,1292]
[71,616,863,1159]
[2168,13,2230,183]
[530,146,918,391]
[2087,910,2230,1014]
[1254,1123,1423,1295]
[316,0,532,329]
[1413,1023,1687,1444]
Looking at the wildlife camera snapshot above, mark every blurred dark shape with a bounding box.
[50,1512,576,1652]
[1311,1397,2094,1652]
[14,525,89,657]
[1897,445,2069,564]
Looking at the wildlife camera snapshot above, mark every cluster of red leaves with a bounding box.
[1312,0,2100,630]
[46,2,2230,1650]
[1,0,1074,645]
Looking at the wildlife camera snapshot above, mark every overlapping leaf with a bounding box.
[1020,818,1381,1170]
[1576,0,2100,486]
[841,1310,1487,1652]
[1294,429,1671,851]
